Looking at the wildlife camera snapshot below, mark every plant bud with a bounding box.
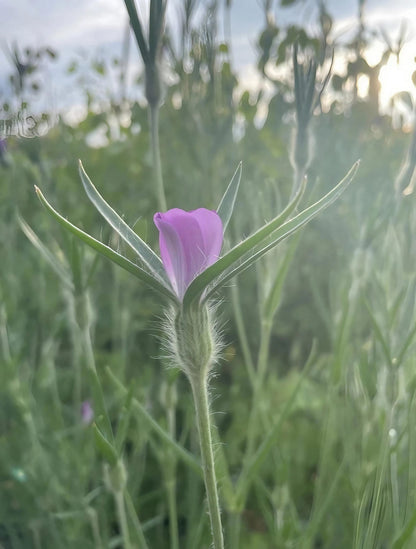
[168,304,219,380]
[103,460,127,495]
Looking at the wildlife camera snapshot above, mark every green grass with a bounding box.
[1,3,416,547]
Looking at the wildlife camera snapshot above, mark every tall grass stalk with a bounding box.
[115,489,132,549]
[149,103,167,211]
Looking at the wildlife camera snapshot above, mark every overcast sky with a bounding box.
[1,0,415,117]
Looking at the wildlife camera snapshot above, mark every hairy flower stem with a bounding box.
[149,104,167,212]
[189,373,224,549]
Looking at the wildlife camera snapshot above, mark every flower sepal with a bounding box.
[166,302,220,381]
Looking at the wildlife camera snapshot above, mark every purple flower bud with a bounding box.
[81,400,94,424]
[154,208,223,300]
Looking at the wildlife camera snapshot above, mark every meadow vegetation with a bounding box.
[1,1,416,547]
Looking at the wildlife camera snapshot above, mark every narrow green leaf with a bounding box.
[35,186,177,302]
[302,459,347,546]
[148,0,166,62]
[263,232,300,320]
[70,238,83,293]
[18,215,74,291]
[123,0,149,64]
[396,322,416,368]
[106,367,202,477]
[84,253,101,290]
[216,162,242,232]
[187,161,359,307]
[364,299,392,366]
[115,384,135,454]
[235,341,317,505]
[125,491,150,549]
[93,423,118,466]
[79,161,169,285]
[183,171,309,308]
[393,505,416,549]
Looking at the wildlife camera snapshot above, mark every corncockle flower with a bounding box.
[35,160,358,549]
[154,208,223,300]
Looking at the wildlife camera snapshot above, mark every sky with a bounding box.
[1,0,416,123]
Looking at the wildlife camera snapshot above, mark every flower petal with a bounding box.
[190,208,223,266]
[154,208,223,300]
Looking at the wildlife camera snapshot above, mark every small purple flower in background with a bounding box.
[154,208,223,300]
[81,400,94,424]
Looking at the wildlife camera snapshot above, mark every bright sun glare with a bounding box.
[378,52,416,108]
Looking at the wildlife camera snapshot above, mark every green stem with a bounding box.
[230,282,256,386]
[257,319,272,383]
[166,383,179,549]
[67,294,82,414]
[149,104,167,211]
[292,166,306,198]
[82,325,113,440]
[166,475,179,549]
[115,490,132,549]
[228,512,242,549]
[106,367,201,475]
[87,507,104,549]
[244,319,272,462]
[125,491,150,549]
[190,375,224,549]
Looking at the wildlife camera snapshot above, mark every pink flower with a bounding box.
[154,208,223,300]
[81,400,94,424]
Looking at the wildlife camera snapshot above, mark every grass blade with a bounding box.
[18,215,74,291]
[235,341,317,504]
[106,367,201,477]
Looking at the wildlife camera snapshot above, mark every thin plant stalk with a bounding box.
[125,491,150,549]
[149,103,167,211]
[166,471,179,549]
[87,507,104,549]
[242,319,272,466]
[228,512,242,549]
[107,367,201,475]
[115,490,132,549]
[81,320,113,439]
[165,382,179,549]
[190,374,224,549]
[66,293,83,415]
[230,282,256,385]
[226,318,273,546]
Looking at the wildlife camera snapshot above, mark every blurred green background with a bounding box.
[1,1,416,548]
